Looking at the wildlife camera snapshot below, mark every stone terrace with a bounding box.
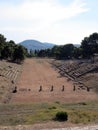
[0,60,22,103]
[51,59,98,91]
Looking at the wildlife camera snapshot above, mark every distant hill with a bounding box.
[19,40,55,51]
[19,40,80,51]
[74,44,80,48]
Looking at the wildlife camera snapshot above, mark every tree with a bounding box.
[0,33,27,62]
[81,32,98,58]
[36,44,75,59]
[1,42,15,60]
[0,34,6,44]
[37,49,46,57]
[59,44,74,59]
[51,45,61,59]
[13,45,27,63]
[73,47,82,59]
[89,33,98,54]
[0,34,6,59]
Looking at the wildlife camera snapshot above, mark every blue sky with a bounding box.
[0,0,98,45]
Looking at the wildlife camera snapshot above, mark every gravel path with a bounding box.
[0,125,98,130]
[48,125,98,130]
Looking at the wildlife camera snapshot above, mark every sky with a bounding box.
[0,0,98,45]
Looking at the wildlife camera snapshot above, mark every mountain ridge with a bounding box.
[19,39,55,51]
[19,39,80,51]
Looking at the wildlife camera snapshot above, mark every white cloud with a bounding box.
[1,0,88,21]
[0,0,89,44]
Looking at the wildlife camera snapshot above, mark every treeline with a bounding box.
[1,32,98,62]
[0,34,27,63]
[29,32,98,60]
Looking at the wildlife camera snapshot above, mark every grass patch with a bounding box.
[69,109,98,124]
[0,101,98,125]
[55,101,60,104]
[48,106,57,110]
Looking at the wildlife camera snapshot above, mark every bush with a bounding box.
[55,111,68,121]
[48,106,56,110]
[79,102,87,105]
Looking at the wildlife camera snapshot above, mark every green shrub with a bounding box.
[55,111,68,121]
[48,106,56,110]
[78,102,87,105]
[55,101,60,104]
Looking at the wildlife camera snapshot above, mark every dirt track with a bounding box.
[0,124,98,130]
[11,58,98,103]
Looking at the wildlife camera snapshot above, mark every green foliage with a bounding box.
[51,45,61,58]
[48,106,56,110]
[35,32,98,60]
[13,45,27,63]
[1,42,15,59]
[73,47,82,59]
[78,102,87,105]
[36,44,75,59]
[0,33,27,63]
[0,101,98,125]
[0,34,6,58]
[55,101,60,104]
[55,111,68,121]
[60,44,74,59]
[1,32,98,61]
[81,32,98,58]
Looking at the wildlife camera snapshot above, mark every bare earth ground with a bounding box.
[1,58,98,130]
[0,123,98,130]
[11,58,98,103]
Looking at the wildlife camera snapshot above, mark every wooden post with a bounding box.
[62,85,64,91]
[51,85,53,91]
[87,87,90,92]
[73,85,75,91]
[12,86,17,93]
[39,85,42,92]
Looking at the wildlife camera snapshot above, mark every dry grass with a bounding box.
[0,101,98,125]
